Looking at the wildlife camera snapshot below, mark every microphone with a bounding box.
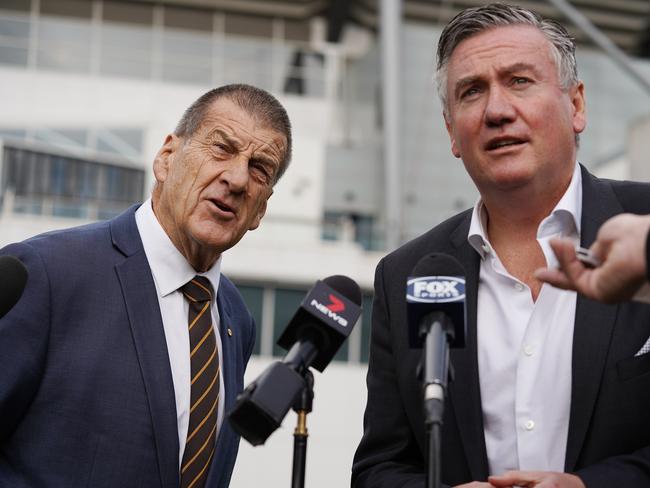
[228,275,362,446]
[0,255,28,319]
[406,253,466,424]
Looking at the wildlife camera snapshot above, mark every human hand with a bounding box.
[535,213,650,303]
[488,470,585,488]
[453,482,495,487]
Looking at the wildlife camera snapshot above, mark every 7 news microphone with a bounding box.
[228,275,362,446]
[406,253,466,488]
[0,255,28,319]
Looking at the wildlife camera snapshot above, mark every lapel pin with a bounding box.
[227,327,233,337]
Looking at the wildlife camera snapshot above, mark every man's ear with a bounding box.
[570,81,587,135]
[248,190,273,231]
[444,113,461,158]
[153,134,180,184]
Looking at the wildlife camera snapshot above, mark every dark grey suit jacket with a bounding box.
[353,166,650,487]
[0,205,256,488]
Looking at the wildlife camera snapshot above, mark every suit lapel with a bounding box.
[111,208,180,488]
[447,215,490,479]
[565,166,623,470]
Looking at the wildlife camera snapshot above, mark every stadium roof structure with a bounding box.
[139,0,650,58]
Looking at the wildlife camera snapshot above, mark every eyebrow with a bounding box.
[453,62,540,98]
[211,129,240,148]
[211,128,281,167]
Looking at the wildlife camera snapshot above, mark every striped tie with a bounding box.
[180,276,219,488]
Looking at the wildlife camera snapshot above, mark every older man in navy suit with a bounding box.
[0,83,292,488]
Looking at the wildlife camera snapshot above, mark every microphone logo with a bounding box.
[309,292,349,327]
[406,276,466,303]
[325,294,345,313]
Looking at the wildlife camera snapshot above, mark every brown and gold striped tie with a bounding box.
[180,276,220,488]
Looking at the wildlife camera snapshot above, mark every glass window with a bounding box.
[95,128,143,158]
[236,285,264,356]
[222,37,275,92]
[36,15,92,73]
[0,0,30,13]
[103,1,153,25]
[0,10,30,67]
[100,22,152,79]
[33,128,88,150]
[284,19,310,42]
[40,0,91,18]
[224,13,272,38]
[161,25,213,85]
[49,156,67,196]
[1,144,145,219]
[0,129,26,140]
[273,287,306,357]
[100,2,154,80]
[164,6,212,32]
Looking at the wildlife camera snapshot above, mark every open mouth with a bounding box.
[210,199,234,215]
[485,138,527,151]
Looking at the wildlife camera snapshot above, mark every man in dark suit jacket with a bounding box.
[0,83,292,488]
[353,4,650,488]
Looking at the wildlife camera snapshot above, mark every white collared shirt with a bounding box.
[468,163,582,476]
[135,199,226,467]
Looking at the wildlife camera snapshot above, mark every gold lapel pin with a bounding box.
[227,327,233,337]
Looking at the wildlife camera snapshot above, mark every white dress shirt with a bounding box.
[468,163,582,476]
[135,199,226,467]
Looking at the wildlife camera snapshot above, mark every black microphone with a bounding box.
[228,275,362,446]
[406,253,466,424]
[0,255,28,319]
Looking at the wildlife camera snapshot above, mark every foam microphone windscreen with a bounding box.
[406,253,466,348]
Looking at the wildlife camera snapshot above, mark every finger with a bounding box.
[489,470,541,487]
[453,482,496,487]
[534,267,573,289]
[535,239,588,290]
[547,239,597,293]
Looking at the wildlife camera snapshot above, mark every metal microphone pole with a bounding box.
[291,370,314,488]
[422,313,450,488]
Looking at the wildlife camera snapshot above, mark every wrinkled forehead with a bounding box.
[198,98,283,141]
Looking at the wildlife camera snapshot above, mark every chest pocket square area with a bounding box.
[635,336,650,357]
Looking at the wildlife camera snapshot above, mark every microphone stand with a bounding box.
[291,369,314,488]
[421,312,452,488]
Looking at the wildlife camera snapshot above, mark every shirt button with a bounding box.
[524,344,534,356]
[525,420,535,431]
[514,283,525,292]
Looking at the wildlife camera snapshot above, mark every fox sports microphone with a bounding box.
[228,275,362,445]
[0,255,28,319]
[406,253,466,424]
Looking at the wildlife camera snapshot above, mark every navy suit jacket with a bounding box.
[353,166,650,487]
[0,205,255,488]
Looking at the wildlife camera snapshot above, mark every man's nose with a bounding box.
[221,156,249,192]
[484,86,516,127]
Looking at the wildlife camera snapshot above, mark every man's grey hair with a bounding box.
[435,3,579,113]
[175,83,292,183]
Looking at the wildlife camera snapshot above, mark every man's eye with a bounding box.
[461,87,479,99]
[513,77,530,85]
[251,163,273,183]
[214,143,230,153]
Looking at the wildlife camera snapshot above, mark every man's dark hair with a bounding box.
[175,84,292,182]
